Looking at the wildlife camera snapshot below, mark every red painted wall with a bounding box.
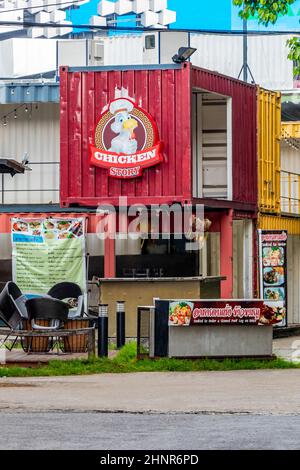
[60,64,257,209]
[60,64,192,207]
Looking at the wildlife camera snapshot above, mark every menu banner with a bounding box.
[168,299,283,326]
[11,217,86,294]
[258,230,287,327]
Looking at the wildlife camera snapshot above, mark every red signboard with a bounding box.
[168,300,285,326]
[90,98,163,179]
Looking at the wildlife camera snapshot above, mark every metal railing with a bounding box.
[281,170,300,215]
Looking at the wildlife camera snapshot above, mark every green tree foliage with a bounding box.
[233,1,300,76]
[233,0,296,25]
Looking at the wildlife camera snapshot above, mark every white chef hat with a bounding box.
[109,98,134,115]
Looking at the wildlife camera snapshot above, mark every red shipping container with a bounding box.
[60,63,257,209]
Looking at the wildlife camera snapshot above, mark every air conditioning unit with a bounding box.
[89,41,104,64]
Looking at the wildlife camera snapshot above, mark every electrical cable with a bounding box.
[0,19,300,35]
[0,103,35,126]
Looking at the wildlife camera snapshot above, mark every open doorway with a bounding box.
[192,90,232,200]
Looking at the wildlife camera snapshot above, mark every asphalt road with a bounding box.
[0,412,299,450]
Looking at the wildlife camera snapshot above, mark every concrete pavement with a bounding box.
[0,369,300,414]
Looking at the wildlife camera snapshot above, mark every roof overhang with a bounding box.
[0,82,59,104]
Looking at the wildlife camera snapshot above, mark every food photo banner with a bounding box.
[258,230,288,327]
[11,217,86,294]
[167,299,285,326]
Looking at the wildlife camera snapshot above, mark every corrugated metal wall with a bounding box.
[258,88,281,214]
[60,64,192,207]
[258,214,300,235]
[57,36,144,69]
[61,64,258,208]
[190,34,294,91]
[102,35,144,66]
[0,103,59,204]
[192,66,257,206]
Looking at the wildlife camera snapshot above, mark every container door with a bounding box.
[258,88,281,214]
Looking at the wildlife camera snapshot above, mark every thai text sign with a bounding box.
[168,300,284,326]
[11,217,86,293]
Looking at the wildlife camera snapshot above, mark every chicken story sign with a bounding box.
[90,98,163,178]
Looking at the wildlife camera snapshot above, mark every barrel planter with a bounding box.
[62,318,90,353]
[21,320,52,353]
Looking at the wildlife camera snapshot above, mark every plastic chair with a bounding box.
[47,282,84,318]
[25,297,69,353]
[0,282,23,349]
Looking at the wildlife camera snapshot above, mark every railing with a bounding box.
[281,170,300,214]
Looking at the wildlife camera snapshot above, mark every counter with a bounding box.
[98,276,225,338]
[150,299,276,358]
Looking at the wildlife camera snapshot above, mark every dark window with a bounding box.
[145,35,155,50]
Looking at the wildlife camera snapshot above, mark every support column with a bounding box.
[220,209,233,298]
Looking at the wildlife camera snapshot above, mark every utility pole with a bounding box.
[238,18,255,83]
[243,18,248,82]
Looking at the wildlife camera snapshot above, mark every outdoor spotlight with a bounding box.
[172,47,197,64]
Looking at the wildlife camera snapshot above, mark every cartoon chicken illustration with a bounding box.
[109,98,138,155]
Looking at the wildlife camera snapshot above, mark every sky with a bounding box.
[70,0,300,31]
[71,0,232,30]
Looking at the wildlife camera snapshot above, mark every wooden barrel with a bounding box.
[63,319,90,353]
[21,320,52,353]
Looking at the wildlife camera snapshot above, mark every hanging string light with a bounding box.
[0,103,37,127]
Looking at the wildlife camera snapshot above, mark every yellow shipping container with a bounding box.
[258,88,281,214]
[281,122,300,139]
[258,213,300,235]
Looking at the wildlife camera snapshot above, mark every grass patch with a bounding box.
[0,342,299,377]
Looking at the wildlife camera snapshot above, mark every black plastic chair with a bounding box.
[26,297,69,324]
[47,282,84,317]
[0,282,23,349]
[25,297,69,353]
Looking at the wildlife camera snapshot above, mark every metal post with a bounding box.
[243,19,248,83]
[98,304,108,357]
[116,301,126,349]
